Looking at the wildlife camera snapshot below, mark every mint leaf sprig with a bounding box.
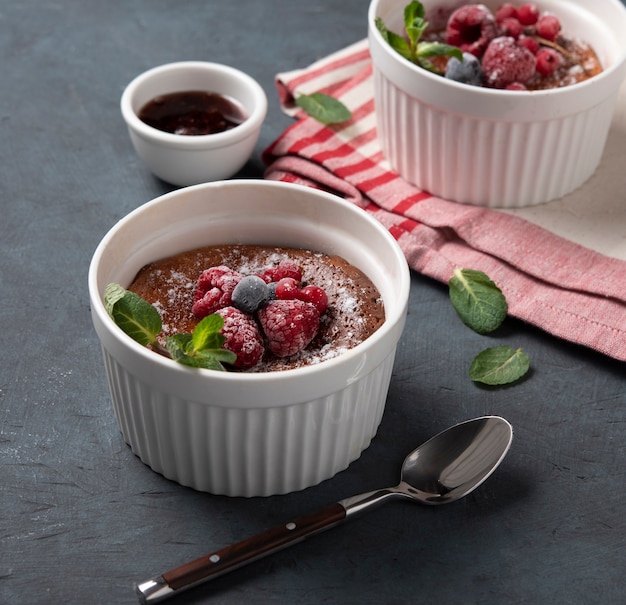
[104,283,236,371]
[104,283,163,348]
[448,269,530,386]
[295,92,352,125]
[469,346,531,386]
[448,268,508,335]
[376,1,462,73]
[165,314,237,370]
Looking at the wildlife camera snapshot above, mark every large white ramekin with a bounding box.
[88,180,410,497]
[368,0,626,208]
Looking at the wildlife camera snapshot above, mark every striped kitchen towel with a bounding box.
[263,39,626,362]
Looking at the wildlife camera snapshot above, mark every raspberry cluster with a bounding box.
[443,2,564,90]
[192,259,329,369]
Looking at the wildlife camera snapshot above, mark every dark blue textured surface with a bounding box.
[1,2,625,604]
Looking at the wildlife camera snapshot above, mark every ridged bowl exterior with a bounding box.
[89,180,410,497]
[101,347,394,496]
[373,69,618,208]
[368,0,626,208]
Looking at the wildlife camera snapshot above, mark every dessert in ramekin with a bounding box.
[368,0,626,207]
[88,180,410,496]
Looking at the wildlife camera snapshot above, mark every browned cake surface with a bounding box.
[128,244,386,371]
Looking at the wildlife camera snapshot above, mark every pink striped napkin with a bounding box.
[263,40,626,362]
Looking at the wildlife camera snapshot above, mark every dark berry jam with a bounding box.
[138,90,247,135]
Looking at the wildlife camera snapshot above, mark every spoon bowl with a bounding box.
[137,416,513,603]
[401,414,514,504]
[339,415,513,515]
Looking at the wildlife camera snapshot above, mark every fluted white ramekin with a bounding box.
[368,0,626,208]
[89,180,410,497]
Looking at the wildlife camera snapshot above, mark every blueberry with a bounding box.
[445,52,483,87]
[231,275,269,314]
[266,282,277,301]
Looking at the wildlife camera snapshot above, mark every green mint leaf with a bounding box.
[195,348,237,368]
[295,92,352,125]
[416,42,463,73]
[165,323,236,371]
[404,0,425,22]
[165,333,194,361]
[104,282,126,315]
[416,58,439,74]
[192,314,227,352]
[377,2,463,67]
[448,268,508,334]
[164,334,230,370]
[469,346,530,386]
[404,1,427,48]
[375,17,391,42]
[376,18,412,59]
[417,41,463,61]
[104,283,161,347]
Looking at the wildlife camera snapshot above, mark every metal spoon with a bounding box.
[136,415,513,603]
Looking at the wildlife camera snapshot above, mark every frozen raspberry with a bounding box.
[231,275,269,314]
[535,47,561,76]
[499,17,522,39]
[482,36,536,89]
[495,3,518,23]
[536,14,561,41]
[261,260,302,284]
[215,306,264,369]
[297,285,329,314]
[506,82,527,90]
[258,299,320,358]
[517,3,539,26]
[275,277,300,299]
[192,266,242,318]
[518,35,540,54]
[445,4,498,58]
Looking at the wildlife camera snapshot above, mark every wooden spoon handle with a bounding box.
[137,502,347,602]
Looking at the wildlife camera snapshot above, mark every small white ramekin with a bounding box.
[368,0,626,208]
[120,62,267,186]
[88,180,410,497]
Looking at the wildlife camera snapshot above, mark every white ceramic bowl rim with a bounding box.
[368,0,626,105]
[88,180,411,402]
[120,61,268,150]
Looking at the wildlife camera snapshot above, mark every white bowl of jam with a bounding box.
[121,61,267,186]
